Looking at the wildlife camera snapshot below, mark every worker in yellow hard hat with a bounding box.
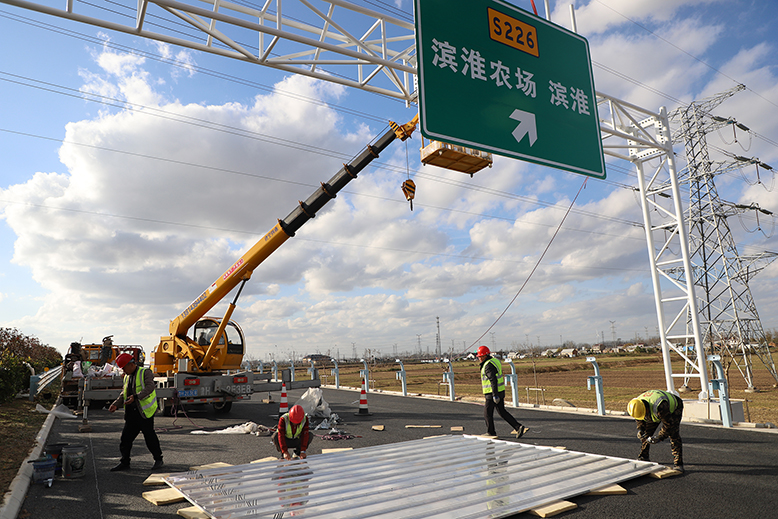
[628,389,685,473]
[477,346,528,439]
[272,405,312,460]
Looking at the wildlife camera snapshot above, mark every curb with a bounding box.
[0,403,59,519]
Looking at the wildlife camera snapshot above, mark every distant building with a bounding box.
[301,354,331,363]
[559,348,578,358]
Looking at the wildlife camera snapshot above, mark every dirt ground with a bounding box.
[0,398,49,499]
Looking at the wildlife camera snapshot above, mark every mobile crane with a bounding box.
[73,115,421,426]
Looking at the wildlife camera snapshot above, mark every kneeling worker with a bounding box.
[627,389,684,472]
[272,405,312,460]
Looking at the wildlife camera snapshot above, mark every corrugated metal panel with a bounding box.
[164,435,658,518]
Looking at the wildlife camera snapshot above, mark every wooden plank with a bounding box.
[450,426,464,432]
[142,473,171,486]
[250,457,278,464]
[142,487,186,505]
[528,500,578,517]
[372,425,385,431]
[177,505,209,519]
[322,448,353,454]
[405,425,441,428]
[586,483,626,495]
[650,467,682,479]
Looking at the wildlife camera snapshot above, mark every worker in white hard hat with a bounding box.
[477,346,528,439]
[272,405,312,460]
[627,389,684,473]
[108,353,163,472]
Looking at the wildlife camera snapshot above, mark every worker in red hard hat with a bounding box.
[272,405,312,460]
[628,389,685,473]
[476,346,528,439]
[108,352,164,472]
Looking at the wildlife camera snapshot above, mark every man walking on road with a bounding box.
[477,346,528,439]
[108,353,164,471]
[628,389,684,473]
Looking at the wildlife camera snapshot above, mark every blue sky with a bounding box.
[1,0,777,362]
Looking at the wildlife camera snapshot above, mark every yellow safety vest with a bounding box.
[638,389,678,422]
[481,357,505,395]
[123,366,158,418]
[283,413,307,438]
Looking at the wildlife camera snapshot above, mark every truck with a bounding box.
[69,115,424,430]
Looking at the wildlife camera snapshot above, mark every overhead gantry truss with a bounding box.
[598,92,709,397]
[1,0,418,101]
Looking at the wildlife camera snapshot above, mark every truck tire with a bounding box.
[212,401,232,414]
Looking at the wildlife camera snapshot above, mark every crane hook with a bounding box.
[401,179,416,211]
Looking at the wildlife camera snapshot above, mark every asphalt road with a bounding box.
[20,387,778,518]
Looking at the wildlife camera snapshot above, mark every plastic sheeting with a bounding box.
[164,435,659,519]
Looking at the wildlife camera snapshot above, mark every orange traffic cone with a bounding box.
[279,383,288,416]
[354,379,372,416]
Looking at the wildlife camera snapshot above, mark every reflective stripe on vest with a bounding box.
[283,413,307,438]
[481,357,505,394]
[638,389,677,422]
[123,366,158,418]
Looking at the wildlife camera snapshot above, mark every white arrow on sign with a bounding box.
[509,109,537,147]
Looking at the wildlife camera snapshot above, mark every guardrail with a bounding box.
[28,365,63,400]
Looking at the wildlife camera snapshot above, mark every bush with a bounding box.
[0,328,62,403]
[0,352,30,404]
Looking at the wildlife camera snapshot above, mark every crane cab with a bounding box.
[420,137,493,176]
[193,318,245,356]
[153,317,246,374]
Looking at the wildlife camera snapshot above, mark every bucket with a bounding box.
[31,457,56,485]
[44,442,69,476]
[62,445,87,478]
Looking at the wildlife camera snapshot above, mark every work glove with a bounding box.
[492,395,501,404]
[646,436,658,445]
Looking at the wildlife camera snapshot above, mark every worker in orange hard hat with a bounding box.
[477,346,528,439]
[108,352,163,472]
[272,405,312,460]
[628,389,685,473]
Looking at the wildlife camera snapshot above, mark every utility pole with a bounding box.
[416,334,422,356]
[436,317,442,358]
[669,85,778,389]
[351,342,357,361]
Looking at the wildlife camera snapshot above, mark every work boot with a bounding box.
[672,464,685,474]
[110,462,130,472]
[637,455,650,462]
[512,426,529,439]
[152,459,164,470]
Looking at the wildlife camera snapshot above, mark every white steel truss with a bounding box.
[2,0,712,395]
[0,0,418,101]
[598,93,709,398]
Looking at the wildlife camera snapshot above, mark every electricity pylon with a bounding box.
[669,85,778,390]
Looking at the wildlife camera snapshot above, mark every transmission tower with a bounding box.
[669,85,778,389]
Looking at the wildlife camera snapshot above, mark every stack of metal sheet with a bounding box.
[164,435,658,518]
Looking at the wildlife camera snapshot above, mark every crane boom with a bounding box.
[154,115,419,373]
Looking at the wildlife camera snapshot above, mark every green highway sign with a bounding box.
[414,0,606,179]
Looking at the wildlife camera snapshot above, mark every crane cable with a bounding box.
[465,177,588,355]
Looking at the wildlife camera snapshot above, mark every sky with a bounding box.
[1,0,777,362]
